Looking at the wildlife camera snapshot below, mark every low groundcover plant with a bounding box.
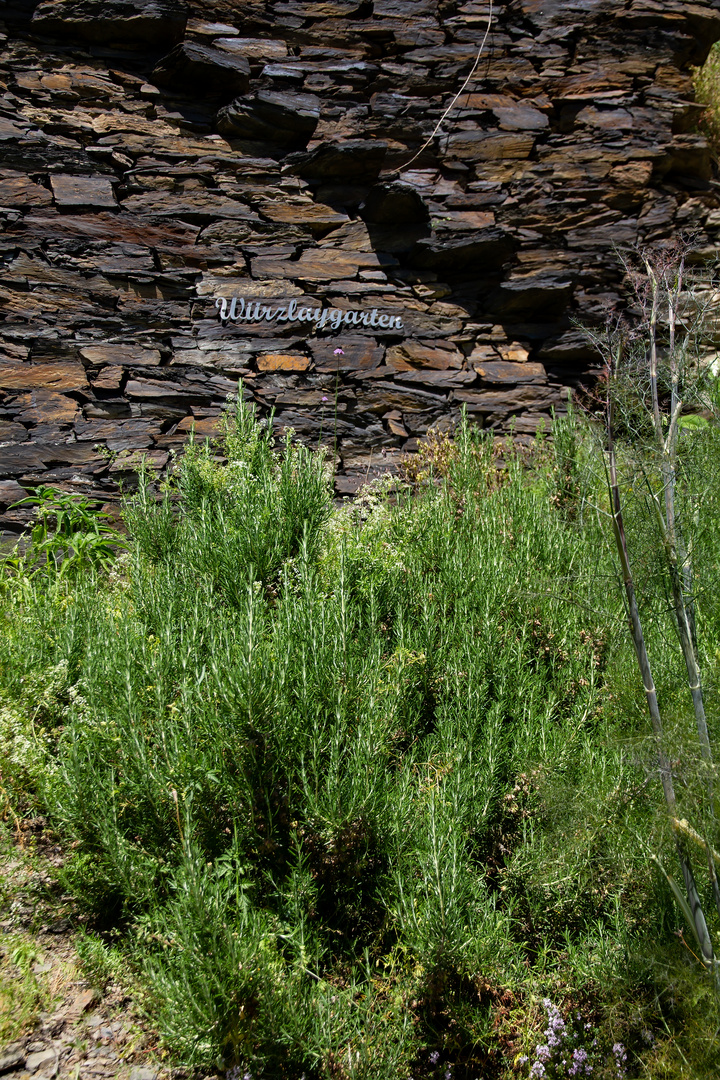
[517,1000,628,1078]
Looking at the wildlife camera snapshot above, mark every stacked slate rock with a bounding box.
[1,0,720,529]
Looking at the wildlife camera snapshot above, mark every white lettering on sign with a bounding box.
[215,296,404,331]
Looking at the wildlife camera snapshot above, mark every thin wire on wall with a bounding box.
[398,0,495,174]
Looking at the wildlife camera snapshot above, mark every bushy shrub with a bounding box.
[2,394,720,1077]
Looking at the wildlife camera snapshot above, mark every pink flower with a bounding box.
[321,395,328,402]
[334,347,344,356]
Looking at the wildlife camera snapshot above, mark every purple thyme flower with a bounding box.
[568,1047,589,1076]
[530,1063,546,1079]
[429,1050,440,1065]
[536,1045,551,1062]
[612,1043,627,1077]
[539,999,567,1050]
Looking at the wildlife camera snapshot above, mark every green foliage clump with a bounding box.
[1,394,720,1078]
[3,487,124,590]
[694,41,720,154]
[0,931,49,1043]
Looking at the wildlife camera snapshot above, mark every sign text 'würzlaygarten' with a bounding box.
[215,296,404,331]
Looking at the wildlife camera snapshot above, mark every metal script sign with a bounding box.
[215,296,404,331]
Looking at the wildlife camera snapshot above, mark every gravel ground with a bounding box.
[0,818,196,1080]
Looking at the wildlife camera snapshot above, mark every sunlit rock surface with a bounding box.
[1,0,720,523]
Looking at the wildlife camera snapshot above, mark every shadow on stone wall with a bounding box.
[1,0,720,529]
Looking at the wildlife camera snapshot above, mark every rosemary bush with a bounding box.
[2,393,720,1078]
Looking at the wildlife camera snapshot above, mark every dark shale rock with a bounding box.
[286,141,388,183]
[153,42,251,97]
[31,0,188,46]
[359,182,429,225]
[385,342,463,371]
[537,330,599,364]
[0,361,88,392]
[485,274,577,320]
[472,361,548,386]
[0,481,29,510]
[50,175,118,211]
[310,337,384,372]
[216,90,320,146]
[0,174,53,208]
[410,227,517,274]
[1,0,719,511]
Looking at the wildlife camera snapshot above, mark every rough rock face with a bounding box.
[1,0,720,525]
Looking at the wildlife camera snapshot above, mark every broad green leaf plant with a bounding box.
[5,486,124,588]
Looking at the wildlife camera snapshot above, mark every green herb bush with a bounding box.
[1,391,719,1078]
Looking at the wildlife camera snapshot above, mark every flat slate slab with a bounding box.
[50,175,117,210]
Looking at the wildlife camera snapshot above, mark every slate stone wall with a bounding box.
[1,0,720,526]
